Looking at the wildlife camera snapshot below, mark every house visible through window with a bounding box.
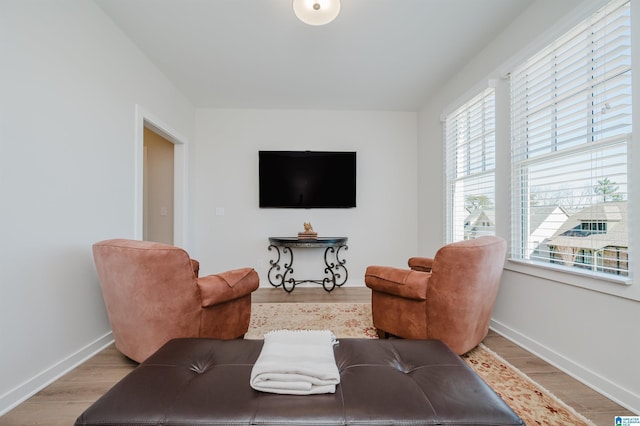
[444,88,496,243]
[510,0,631,278]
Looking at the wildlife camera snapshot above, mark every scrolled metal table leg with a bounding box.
[334,245,348,287]
[322,246,337,292]
[323,245,348,292]
[267,244,283,288]
[281,246,296,293]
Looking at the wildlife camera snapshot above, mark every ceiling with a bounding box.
[95,0,534,111]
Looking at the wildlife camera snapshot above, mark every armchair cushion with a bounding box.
[190,259,200,277]
[198,268,260,307]
[364,266,428,301]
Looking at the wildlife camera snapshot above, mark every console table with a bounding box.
[267,237,348,292]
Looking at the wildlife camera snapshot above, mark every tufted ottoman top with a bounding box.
[75,338,523,425]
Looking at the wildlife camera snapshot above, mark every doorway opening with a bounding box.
[144,128,174,244]
[135,105,188,248]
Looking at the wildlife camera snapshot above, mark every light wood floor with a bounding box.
[0,287,634,425]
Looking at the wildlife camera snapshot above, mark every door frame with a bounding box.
[134,104,188,247]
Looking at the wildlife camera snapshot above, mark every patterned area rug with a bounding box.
[247,302,378,339]
[248,302,596,426]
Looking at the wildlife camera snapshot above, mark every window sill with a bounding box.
[505,258,637,301]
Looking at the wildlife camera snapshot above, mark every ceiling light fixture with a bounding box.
[293,0,341,26]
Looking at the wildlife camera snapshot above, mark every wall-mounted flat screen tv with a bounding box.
[259,151,356,208]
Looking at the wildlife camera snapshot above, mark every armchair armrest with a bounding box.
[365,266,429,301]
[408,257,434,272]
[197,268,259,307]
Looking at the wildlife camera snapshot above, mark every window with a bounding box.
[510,0,631,278]
[445,88,496,243]
[580,221,607,234]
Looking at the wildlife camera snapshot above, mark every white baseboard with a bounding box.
[0,332,114,416]
[490,319,640,414]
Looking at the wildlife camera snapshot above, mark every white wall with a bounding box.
[417,0,640,412]
[0,0,195,414]
[191,109,418,286]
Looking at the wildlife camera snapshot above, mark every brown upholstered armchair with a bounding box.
[365,236,506,355]
[92,239,260,362]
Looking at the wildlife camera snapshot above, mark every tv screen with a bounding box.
[259,151,356,208]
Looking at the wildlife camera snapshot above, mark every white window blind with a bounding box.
[510,0,631,278]
[445,88,496,243]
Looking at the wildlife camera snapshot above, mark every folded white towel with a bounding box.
[250,330,340,395]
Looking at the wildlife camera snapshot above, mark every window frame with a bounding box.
[506,0,633,287]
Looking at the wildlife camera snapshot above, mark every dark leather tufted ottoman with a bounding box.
[75,338,524,425]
